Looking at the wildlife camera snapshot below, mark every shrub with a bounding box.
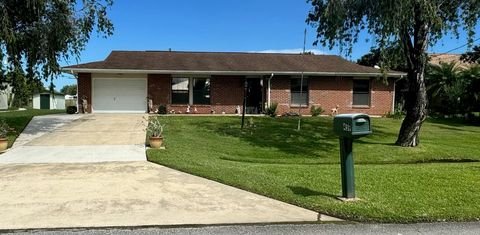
[0,120,9,139]
[310,105,324,117]
[157,104,167,114]
[264,103,278,117]
[66,106,77,114]
[385,102,405,119]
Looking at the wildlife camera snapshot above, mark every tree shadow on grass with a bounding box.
[192,117,338,158]
[287,186,338,199]
[426,117,480,128]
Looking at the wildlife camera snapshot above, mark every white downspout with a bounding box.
[267,73,274,108]
[392,80,397,114]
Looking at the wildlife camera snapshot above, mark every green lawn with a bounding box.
[147,116,480,223]
[0,109,65,148]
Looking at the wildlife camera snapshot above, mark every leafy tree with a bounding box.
[461,45,480,64]
[461,65,480,111]
[426,62,480,115]
[0,0,114,84]
[60,84,78,96]
[307,1,479,147]
[357,46,408,72]
[426,62,461,100]
[426,62,464,114]
[3,69,43,108]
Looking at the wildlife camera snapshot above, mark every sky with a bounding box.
[56,0,480,89]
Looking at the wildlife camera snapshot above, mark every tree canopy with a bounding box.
[356,46,408,72]
[60,84,77,96]
[0,0,114,82]
[307,1,479,58]
[461,45,480,64]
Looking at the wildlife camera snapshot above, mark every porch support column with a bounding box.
[267,73,273,108]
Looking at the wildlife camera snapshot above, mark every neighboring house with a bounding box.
[62,51,404,115]
[33,92,65,110]
[429,53,471,69]
[0,84,13,110]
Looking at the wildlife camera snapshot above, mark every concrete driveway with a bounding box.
[0,161,321,229]
[0,114,146,163]
[0,114,332,230]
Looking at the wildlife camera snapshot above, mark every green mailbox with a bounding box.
[333,114,372,138]
[333,113,372,200]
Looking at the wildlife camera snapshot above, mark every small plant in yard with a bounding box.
[144,117,165,148]
[66,106,77,114]
[310,105,324,117]
[0,119,10,151]
[264,102,278,117]
[157,104,167,114]
[386,102,405,119]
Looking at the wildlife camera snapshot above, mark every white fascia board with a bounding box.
[62,68,406,78]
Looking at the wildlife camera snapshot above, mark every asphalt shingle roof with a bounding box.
[63,50,403,75]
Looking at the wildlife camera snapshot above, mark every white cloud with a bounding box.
[249,48,326,55]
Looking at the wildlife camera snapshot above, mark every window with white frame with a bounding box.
[352,79,371,106]
[171,77,210,105]
[290,78,308,106]
[171,77,189,104]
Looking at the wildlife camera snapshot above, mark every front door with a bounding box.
[246,78,263,114]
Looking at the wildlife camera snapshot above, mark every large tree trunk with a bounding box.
[395,70,428,147]
[396,7,430,147]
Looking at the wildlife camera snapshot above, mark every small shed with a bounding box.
[33,93,65,110]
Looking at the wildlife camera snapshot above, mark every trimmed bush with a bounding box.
[310,105,324,117]
[157,104,167,114]
[66,106,77,114]
[264,103,278,117]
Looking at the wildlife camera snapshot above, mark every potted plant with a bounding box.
[0,120,9,151]
[145,118,165,148]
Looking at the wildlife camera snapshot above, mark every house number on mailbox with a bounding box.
[343,123,352,132]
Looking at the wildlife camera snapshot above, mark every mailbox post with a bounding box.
[333,113,372,200]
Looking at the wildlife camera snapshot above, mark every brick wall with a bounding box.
[77,73,92,113]
[85,73,393,115]
[270,76,394,116]
[209,75,244,114]
[148,74,245,114]
[148,74,171,108]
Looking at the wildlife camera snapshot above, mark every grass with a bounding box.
[147,116,480,223]
[0,109,65,148]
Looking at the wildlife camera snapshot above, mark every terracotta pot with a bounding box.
[149,136,163,149]
[0,138,7,151]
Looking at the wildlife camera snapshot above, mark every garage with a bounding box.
[92,77,147,113]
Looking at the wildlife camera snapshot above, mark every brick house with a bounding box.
[63,51,404,115]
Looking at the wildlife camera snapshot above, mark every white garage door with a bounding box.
[93,78,147,113]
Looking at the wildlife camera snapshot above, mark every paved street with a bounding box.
[3,222,480,235]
